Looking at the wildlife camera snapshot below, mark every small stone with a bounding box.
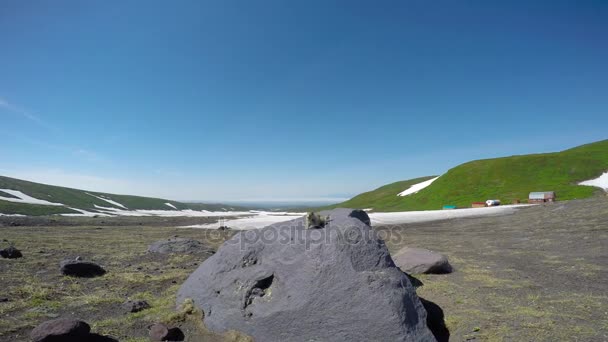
[392,247,453,274]
[122,300,150,313]
[60,260,106,277]
[148,324,184,341]
[30,318,90,342]
[149,323,169,341]
[75,256,82,261]
[0,246,23,259]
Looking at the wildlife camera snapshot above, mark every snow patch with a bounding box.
[86,193,128,209]
[61,207,112,217]
[180,206,531,230]
[0,213,26,217]
[90,205,254,217]
[579,171,608,191]
[182,212,305,230]
[0,189,64,206]
[369,205,531,225]
[397,177,440,197]
[165,202,178,210]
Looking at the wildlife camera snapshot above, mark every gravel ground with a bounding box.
[1,195,606,341]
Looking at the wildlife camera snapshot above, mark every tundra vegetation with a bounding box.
[1,194,606,341]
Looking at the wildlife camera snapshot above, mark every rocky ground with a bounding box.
[1,195,607,341]
[379,195,608,341]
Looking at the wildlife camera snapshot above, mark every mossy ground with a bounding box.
[0,225,251,341]
[379,194,608,341]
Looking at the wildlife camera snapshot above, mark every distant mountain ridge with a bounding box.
[3,139,607,216]
[322,139,608,212]
[0,176,249,216]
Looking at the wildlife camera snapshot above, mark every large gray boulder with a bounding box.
[177,209,435,342]
[392,247,453,274]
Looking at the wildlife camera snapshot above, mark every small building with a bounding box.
[529,191,556,203]
[471,202,486,208]
[485,199,501,207]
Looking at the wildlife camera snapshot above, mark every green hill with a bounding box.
[321,176,438,211]
[325,139,608,212]
[0,176,247,216]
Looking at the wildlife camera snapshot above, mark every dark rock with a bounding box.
[122,300,150,313]
[0,297,9,302]
[0,246,22,259]
[218,226,231,231]
[148,238,213,255]
[60,259,106,277]
[177,208,434,342]
[30,318,91,342]
[392,247,453,274]
[148,323,183,341]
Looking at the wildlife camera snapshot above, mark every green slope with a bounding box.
[327,139,608,212]
[320,176,438,211]
[0,176,247,215]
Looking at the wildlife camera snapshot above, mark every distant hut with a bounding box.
[529,191,556,204]
[471,202,486,208]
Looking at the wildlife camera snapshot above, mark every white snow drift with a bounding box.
[0,189,64,206]
[397,177,440,197]
[579,171,608,191]
[87,193,128,209]
[165,202,178,209]
[62,207,113,217]
[183,205,529,230]
[369,205,530,226]
[183,212,305,230]
[83,204,254,218]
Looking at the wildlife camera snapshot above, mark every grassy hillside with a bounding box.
[0,176,247,215]
[321,176,438,211]
[327,139,608,212]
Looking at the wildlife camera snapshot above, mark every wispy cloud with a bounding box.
[0,97,44,124]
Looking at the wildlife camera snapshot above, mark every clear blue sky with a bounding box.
[1,0,607,202]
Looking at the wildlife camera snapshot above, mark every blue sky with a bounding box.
[1,0,607,202]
